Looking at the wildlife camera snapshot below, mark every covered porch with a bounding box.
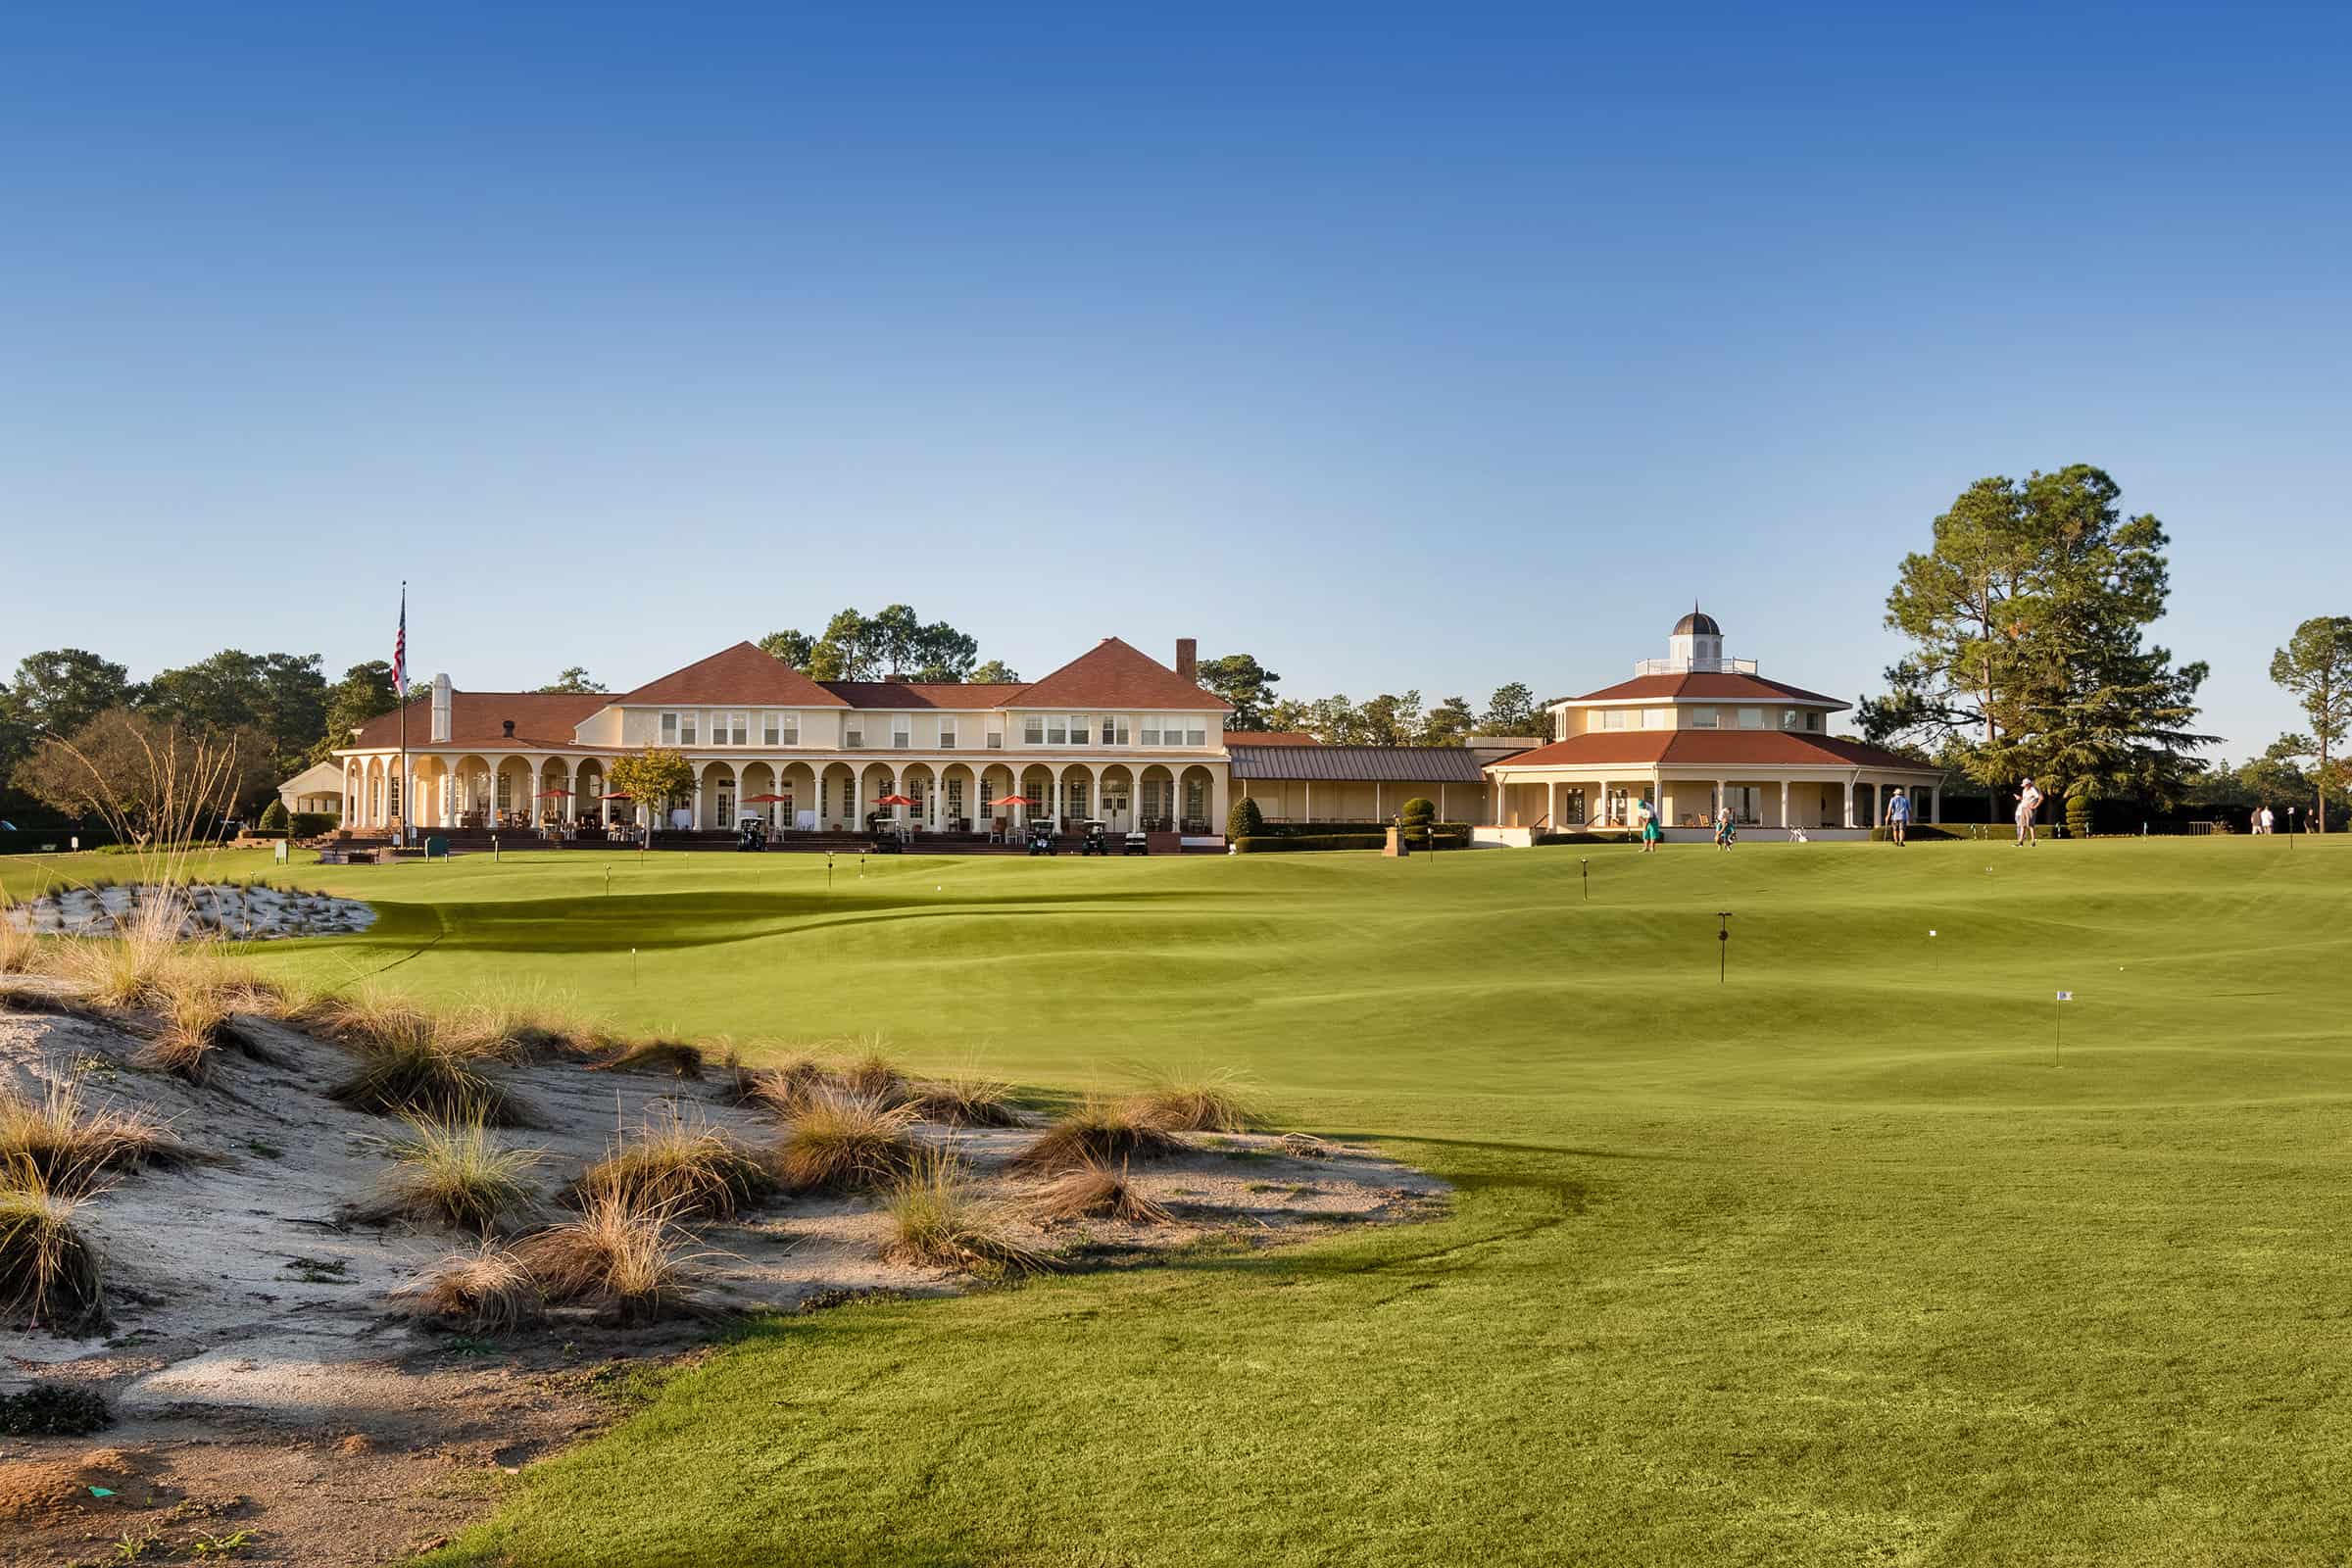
[1489,766,1944,837]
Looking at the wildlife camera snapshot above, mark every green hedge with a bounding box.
[1533,831,1625,846]
[1232,827,1468,854]
[1233,834,1387,853]
[1868,824,1961,842]
[1247,820,1469,839]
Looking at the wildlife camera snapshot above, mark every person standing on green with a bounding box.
[1886,788,1911,846]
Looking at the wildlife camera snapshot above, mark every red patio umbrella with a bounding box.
[599,791,633,800]
[875,793,917,807]
[742,793,789,804]
[534,788,572,798]
[987,795,1038,808]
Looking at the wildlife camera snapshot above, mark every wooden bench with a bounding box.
[316,847,376,865]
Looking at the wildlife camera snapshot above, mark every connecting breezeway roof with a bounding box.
[1226,745,1487,783]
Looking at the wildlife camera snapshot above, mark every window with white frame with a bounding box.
[1643,707,1670,729]
[1782,709,1803,730]
[892,717,910,749]
[1024,716,1045,745]
[662,712,678,744]
[1184,723,1205,747]
[730,712,749,745]
[1689,707,1719,729]
[1139,719,1161,746]
[846,717,864,749]
[939,719,957,749]
[1738,707,1764,730]
[1805,711,1823,732]
[1047,715,1067,745]
[679,712,699,745]
[1599,709,1630,731]
[986,725,1004,749]
[762,712,780,745]
[1100,716,1129,745]
[780,713,799,746]
[1068,715,1088,746]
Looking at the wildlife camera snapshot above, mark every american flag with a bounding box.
[394,585,408,699]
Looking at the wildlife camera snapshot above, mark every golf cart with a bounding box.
[1026,820,1058,856]
[1122,830,1149,856]
[1080,820,1109,856]
[735,815,767,852]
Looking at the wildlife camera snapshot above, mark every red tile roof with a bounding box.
[1488,730,1939,773]
[348,692,607,752]
[1010,637,1233,711]
[819,681,1030,710]
[1568,671,1847,707]
[619,642,848,708]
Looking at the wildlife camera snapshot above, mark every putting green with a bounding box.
[7,838,2348,1564]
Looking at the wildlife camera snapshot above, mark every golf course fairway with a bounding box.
[5,837,2346,1565]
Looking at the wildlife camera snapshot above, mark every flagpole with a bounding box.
[397,581,410,847]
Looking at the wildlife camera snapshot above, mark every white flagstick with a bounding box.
[2054,990,2073,1066]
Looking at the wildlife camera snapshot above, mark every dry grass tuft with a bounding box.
[836,1041,906,1102]
[397,1242,542,1332]
[592,1038,706,1079]
[742,1052,848,1118]
[311,986,440,1054]
[445,982,606,1061]
[140,981,231,1081]
[0,1079,196,1197]
[902,1071,1026,1128]
[1011,1098,1190,1172]
[514,1191,696,1323]
[0,1161,107,1335]
[367,1115,542,1234]
[776,1093,920,1193]
[0,919,39,976]
[1130,1071,1259,1134]
[883,1151,1049,1278]
[1024,1158,1176,1225]
[571,1104,774,1220]
[328,1039,528,1126]
[1277,1132,1334,1159]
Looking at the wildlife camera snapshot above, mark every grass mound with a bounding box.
[1130,1072,1258,1134]
[1024,1158,1175,1225]
[776,1093,919,1193]
[0,1079,195,1196]
[1011,1098,1189,1172]
[835,1042,906,1102]
[0,1382,112,1437]
[445,983,607,1061]
[399,1242,543,1332]
[572,1105,775,1220]
[0,1164,107,1335]
[883,1152,1048,1278]
[367,1115,542,1234]
[902,1071,1025,1127]
[514,1192,696,1323]
[328,1036,528,1126]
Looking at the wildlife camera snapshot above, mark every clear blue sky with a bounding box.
[4,4,2345,756]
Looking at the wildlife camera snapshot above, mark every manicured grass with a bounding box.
[7,838,2352,1563]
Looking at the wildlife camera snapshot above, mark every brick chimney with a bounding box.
[1175,638,1198,684]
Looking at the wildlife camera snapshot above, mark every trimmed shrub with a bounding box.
[1232,835,1385,854]
[2065,795,2094,838]
[290,811,340,839]
[259,801,289,830]
[1226,797,1264,840]
[1399,797,1436,824]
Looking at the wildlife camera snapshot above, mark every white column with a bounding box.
[1779,779,1789,830]
[1844,774,1856,828]
[1207,766,1226,834]
[1545,780,1557,829]
[1304,780,1312,823]
[1930,785,1940,824]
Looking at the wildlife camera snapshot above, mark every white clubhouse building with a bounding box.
[327,612,1941,844]
[1486,611,1943,837]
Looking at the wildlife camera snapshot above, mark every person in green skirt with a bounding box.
[1714,804,1737,851]
[1637,797,1661,854]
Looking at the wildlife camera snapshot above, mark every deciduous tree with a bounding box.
[310,662,400,765]
[968,659,1021,685]
[1477,682,1538,736]
[609,748,694,821]
[536,666,608,694]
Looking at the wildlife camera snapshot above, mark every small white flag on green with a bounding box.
[2055,991,2073,1002]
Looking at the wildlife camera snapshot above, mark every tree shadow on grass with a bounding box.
[347,887,1216,956]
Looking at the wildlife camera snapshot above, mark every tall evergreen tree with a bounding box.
[2269,615,2352,832]
[1865,466,2211,808]
[1196,654,1281,730]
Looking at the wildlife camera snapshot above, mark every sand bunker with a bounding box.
[3,882,375,942]
[0,987,1444,1565]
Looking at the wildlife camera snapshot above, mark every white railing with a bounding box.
[1633,657,1757,676]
